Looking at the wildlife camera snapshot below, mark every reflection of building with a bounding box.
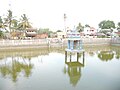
[64,53,85,86]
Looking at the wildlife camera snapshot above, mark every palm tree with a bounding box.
[18,14,32,30]
[11,19,18,30]
[18,14,32,38]
[4,10,13,33]
[0,16,7,38]
[0,16,6,31]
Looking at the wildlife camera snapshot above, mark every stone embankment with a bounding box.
[0,38,119,49]
[110,37,120,46]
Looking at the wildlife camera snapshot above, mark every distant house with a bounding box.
[57,32,66,38]
[35,33,48,39]
[10,31,24,39]
[115,31,120,37]
[25,28,37,37]
[84,27,97,36]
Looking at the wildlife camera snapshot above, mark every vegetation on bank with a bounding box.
[0,10,120,39]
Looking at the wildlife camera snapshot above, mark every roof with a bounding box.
[67,32,81,38]
[90,27,96,30]
[115,31,120,35]
[26,28,37,32]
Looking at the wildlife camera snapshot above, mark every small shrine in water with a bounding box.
[66,31,83,51]
[65,29,84,62]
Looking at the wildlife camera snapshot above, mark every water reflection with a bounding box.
[116,52,120,59]
[0,46,120,90]
[98,51,114,61]
[64,53,85,86]
[0,47,65,83]
[0,57,33,82]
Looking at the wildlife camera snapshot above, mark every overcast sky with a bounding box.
[0,0,120,31]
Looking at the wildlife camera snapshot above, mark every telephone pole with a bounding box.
[64,13,67,32]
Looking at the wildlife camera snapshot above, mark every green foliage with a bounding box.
[0,31,4,38]
[76,22,84,32]
[98,51,114,61]
[18,14,32,30]
[6,10,13,32]
[99,20,115,29]
[118,22,120,27]
[0,59,33,82]
[117,22,120,30]
[85,24,90,27]
[56,30,62,32]
[0,16,3,28]
[38,28,49,34]
[38,28,53,37]
[0,16,3,23]
[0,16,7,30]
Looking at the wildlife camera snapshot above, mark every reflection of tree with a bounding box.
[116,52,120,59]
[0,57,33,82]
[98,51,114,61]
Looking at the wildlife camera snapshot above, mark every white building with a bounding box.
[57,32,66,38]
[84,27,97,36]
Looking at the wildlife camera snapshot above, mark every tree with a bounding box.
[18,14,32,30]
[38,28,53,37]
[85,24,90,27]
[11,19,18,30]
[117,22,120,31]
[4,10,13,32]
[0,16,7,31]
[76,22,84,32]
[99,20,116,35]
[0,16,3,29]
[99,20,115,29]
[56,30,62,32]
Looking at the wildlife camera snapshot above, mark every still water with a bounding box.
[0,46,120,90]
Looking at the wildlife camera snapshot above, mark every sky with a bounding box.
[0,0,120,31]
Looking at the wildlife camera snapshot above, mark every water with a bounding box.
[0,46,120,90]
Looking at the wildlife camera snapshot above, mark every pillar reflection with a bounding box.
[64,52,85,86]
